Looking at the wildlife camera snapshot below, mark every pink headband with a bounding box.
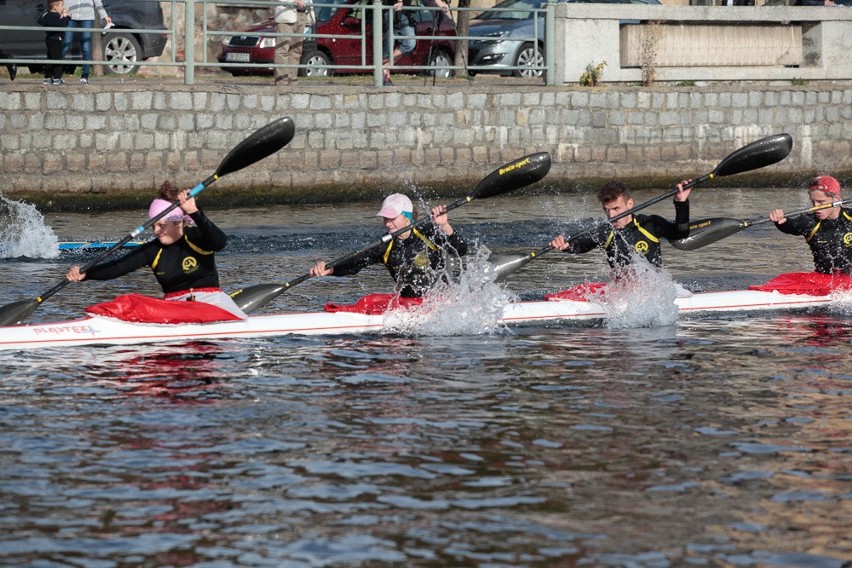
[148,198,187,222]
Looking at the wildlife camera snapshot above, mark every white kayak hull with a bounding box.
[0,289,832,351]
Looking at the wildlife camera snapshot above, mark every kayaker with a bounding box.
[65,181,247,319]
[549,179,692,269]
[308,193,468,297]
[769,175,852,274]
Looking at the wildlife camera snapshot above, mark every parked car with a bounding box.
[468,0,660,79]
[218,0,457,78]
[0,0,168,75]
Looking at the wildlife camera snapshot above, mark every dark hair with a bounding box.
[157,180,180,201]
[597,180,630,204]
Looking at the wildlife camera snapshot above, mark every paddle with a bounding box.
[0,116,297,327]
[671,198,851,251]
[487,133,795,281]
[231,151,553,313]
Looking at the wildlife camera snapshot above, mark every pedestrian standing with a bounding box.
[38,0,71,85]
[61,0,112,85]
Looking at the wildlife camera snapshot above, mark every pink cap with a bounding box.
[148,198,186,222]
[809,175,841,198]
[376,193,413,218]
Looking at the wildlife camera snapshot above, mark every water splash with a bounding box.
[828,287,852,315]
[384,246,517,336]
[0,196,59,259]
[599,259,680,329]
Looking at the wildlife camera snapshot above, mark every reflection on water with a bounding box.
[0,192,850,566]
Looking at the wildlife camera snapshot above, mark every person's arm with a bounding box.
[551,220,607,255]
[93,0,111,25]
[66,244,151,282]
[430,204,468,255]
[671,178,691,237]
[186,209,228,251]
[421,0,451,12]
[309,247,384,277]
[444,230,467,256]
[771,210,813,236]
[175,189,227,251]
[656,200,690,240]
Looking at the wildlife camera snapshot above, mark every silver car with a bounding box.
[468,0,660,79]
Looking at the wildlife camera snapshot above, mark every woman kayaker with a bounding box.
[769,175,852,274]
[308,193,468,298]
[65,181,247,319]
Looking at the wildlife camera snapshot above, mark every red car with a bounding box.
[218,0,457,78]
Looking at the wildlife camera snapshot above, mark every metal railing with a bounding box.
[0,0,557,86]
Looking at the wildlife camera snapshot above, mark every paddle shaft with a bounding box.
[678,198,852,249]
[743,198,850,229]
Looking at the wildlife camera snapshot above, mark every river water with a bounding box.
[0,188,850,567]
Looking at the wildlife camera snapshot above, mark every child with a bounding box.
[38,0,70,85]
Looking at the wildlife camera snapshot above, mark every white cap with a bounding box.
[376,193,413,218]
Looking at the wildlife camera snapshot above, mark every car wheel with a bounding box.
[299,48,332,77]
[102,32,142,75]
[427,48,453,79]
[513,42,544,79]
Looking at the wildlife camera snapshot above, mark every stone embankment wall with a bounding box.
[1,83,849,209]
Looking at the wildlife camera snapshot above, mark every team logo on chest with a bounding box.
[182,256,198,273]
[635,241,649,254]
[412,251,429,269]
[843,232,852,247]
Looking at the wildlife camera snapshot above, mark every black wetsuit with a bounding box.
[774,208,852,274]
[565,200,689,268]
[332,224,468,297]
[82,210,227,293]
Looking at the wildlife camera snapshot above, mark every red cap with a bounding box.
[809,175,841,198]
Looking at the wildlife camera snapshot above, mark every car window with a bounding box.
[315,5,335,22]
[409,1,440,24]
[346,0,373,23]
[475,0,544,21]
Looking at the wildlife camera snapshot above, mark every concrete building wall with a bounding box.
[1,83,849,206]
[555,5,852,84]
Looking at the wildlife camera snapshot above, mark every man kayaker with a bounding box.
[65,181,247,319]
[308,193,468,298]
[769,175,852,274]
[549,179,692,270]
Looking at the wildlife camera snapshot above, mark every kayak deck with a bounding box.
[0,289,833,351]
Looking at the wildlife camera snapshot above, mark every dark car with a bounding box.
[0,0,168,75]
[468,0,660,79]
[218,0,457,78]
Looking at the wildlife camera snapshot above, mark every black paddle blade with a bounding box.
[0,299,39,327]
[487,253,534,282]
[714,133,792,178]
[215,116,296,178]
[471,152,551,200]
[670,217,745,251]
[230,283,287,314]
